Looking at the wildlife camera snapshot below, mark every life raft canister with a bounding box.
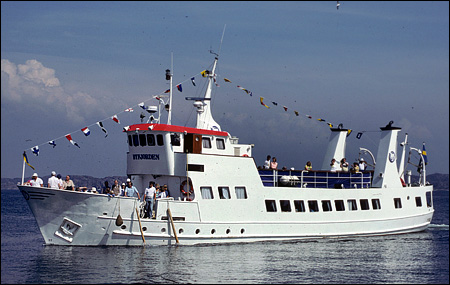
[180,180,194,196]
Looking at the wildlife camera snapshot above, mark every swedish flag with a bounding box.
[422,143,428,165]
[23,151,35,170]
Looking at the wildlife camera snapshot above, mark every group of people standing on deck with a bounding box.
[261,154,367,173]
[143,181,170,219]
[330,157,367,173]
[26,171,75,190]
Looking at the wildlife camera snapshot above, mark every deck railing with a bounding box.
[258,169,373,189]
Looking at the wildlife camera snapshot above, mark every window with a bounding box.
[235,187,247,199]
[200,187,214,199]
[216,138,225,150]
[394,198,402,209]
[139,134,146,146]
[308,200,319,212]
[335,200,345,211]
[371,199,381,210]
[294,200,306,212]
[218,187,231,199]
[156,134,164,146]
[280,200,292,212]
[202,137,212,148]
[171,133,181,146]
[147,134,155,146]
[415,196,422,207]
[360,199,370,210]
[322,200,332,212]
[128,135,133,147]
[347,199,358,211]
[426,192,432,207]
[265,200,277,212]
[132,134,139,147]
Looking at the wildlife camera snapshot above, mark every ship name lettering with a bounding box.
[133,154,160,160]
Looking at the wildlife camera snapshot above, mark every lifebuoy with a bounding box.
[242,154,249,157]
[180,180,194,196]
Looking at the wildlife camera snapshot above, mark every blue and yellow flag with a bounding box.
[422,143,428,165]
[23,151,35,170]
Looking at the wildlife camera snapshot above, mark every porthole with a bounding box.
[161,228,166,233]
[179,228,184,234]
[142,227,147,231]
[211,229,216,234]
[121,225,126,230]
[240,228,245,234]
[195,229,200,234]
[226,229,231,234]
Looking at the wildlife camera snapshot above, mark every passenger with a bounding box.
[359,158,367,171]
[57,174,63,189]
[125,181,140,199]
[305,161,312,171]
[155,184,162,198]
[270,157,278,170]
[47,171,60,189]
[102,181,111,195]
[340,158,349,172]
[62,175,75,190]
[162,184,170,198]
[281,166,287,171]
[264,155,271,169]
[351,162,360,173]
[91,187,98,194]
[143,181,156,218]
[330,159,339,172]
[29,173,44,187]
[111,180,121,196]
[120,183,126,196]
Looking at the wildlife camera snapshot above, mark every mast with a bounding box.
[166,53,173,125]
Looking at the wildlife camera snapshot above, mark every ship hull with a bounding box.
[18,184,434,246]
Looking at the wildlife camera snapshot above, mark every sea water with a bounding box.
[1,189,448,284]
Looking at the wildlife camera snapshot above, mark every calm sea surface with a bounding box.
[1,189,448,284]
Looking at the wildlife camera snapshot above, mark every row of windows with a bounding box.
[200,186,248,200]
[202,137,226,150]
[265,195,431,213]
[127,134,226,150]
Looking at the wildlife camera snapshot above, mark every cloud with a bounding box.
[1,59,104,123]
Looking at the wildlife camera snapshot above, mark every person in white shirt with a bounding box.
[47,171,60,189]
[263,155,271,169]
[330,159,340,172]
[30,173,44,187]
[359,158,367,171]
[143,181,157,218]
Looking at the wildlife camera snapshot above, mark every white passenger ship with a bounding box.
[18,53,434,246]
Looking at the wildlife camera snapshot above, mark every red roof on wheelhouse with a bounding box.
[124,123,229,137]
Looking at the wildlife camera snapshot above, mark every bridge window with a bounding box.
[235,187,247,199]
[347,199,358,211]
[335,200,345,211]
[308,200,319,212]
[265,200,277,212]
[147,134,155,146]
[128,135,132,147]
[202,137,212,149]
[394,198,402,209]
[156,134,164,146]
[294,200,306,212]
[426,192,432,207]
[322,200,332,212]
[139,134,146,146]
[216,138,225,150]
[280,200,291,212]
[218,187,231,199]
[200,187,214,199]
[372,199,381,210]
[132,134,139,147]
[171,133,181,146]
[360,199,370,210]
[415,196,422,207]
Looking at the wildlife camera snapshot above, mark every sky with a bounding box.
[1,1,449,179]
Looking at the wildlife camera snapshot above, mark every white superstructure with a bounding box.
[18,54,434,246]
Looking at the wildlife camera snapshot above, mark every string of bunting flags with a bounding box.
[23,63,371,163]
